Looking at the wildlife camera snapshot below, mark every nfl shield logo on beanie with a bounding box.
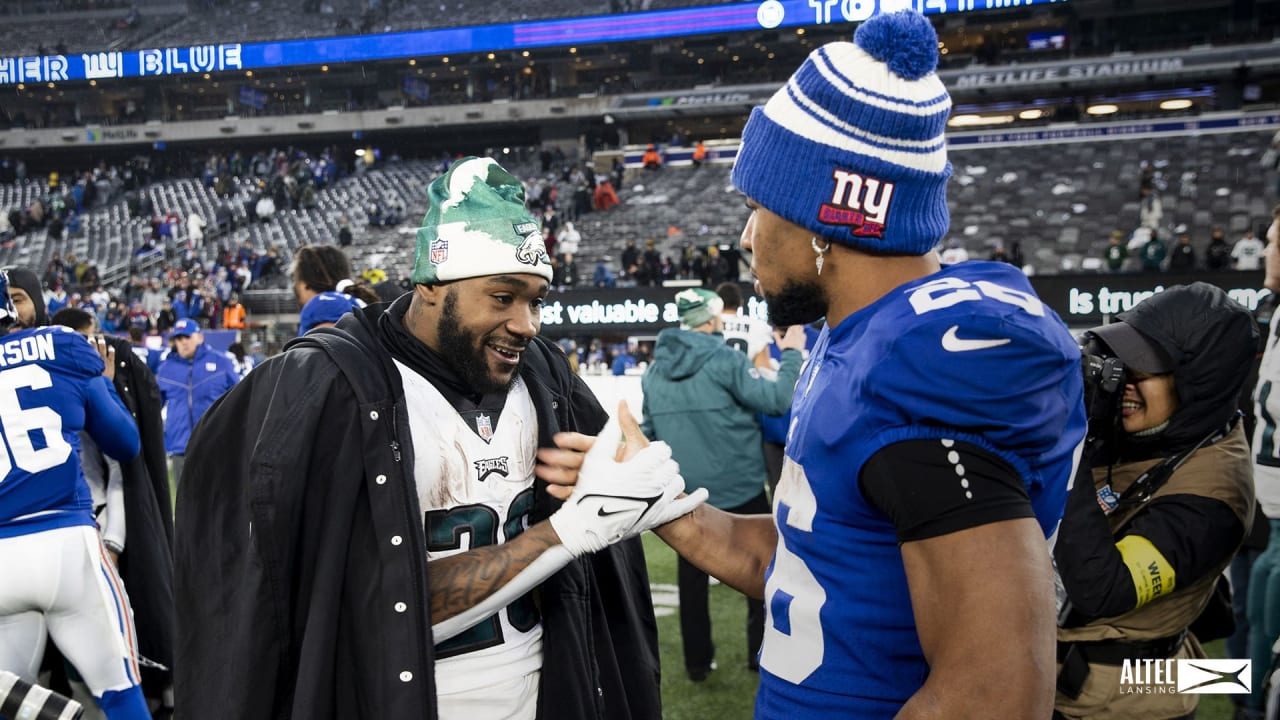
[731,9,952,256]
[412,157,554,285]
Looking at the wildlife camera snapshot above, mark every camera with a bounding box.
[1082,352,1125,398]
[1079,334,1127,454]
[0,670,84,720]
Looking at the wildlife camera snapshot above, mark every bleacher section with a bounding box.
[0,128,1275,314]
[945,130,1276,274]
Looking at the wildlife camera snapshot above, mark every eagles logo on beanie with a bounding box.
[411,157,554,285]
[731,9,952,256]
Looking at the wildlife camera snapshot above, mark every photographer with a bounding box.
[1055,282,1258,719]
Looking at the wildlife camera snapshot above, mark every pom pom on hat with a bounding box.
[731,9,952,256]
[853,8,940,81]
[411,157,553,285]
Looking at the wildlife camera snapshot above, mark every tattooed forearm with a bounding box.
[428,521,561,622]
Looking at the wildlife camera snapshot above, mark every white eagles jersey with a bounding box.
[394,360,542,709]
[721,311,773,361]
[1254,317,1280,518]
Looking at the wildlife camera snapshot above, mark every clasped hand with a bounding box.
[539,401,707,557]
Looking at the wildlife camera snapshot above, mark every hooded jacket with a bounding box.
[1115,281,1258,459]
[640,327,801,509]
[1055,283,1258,718]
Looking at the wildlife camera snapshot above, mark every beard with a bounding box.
[436,289,526,395]
[764,278,827,327]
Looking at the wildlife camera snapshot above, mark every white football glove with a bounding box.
[549,415,705,557]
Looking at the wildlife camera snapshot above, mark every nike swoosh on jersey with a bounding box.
[941,325,1012,352]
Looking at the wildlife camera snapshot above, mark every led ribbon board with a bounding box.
[0,0,1068,85]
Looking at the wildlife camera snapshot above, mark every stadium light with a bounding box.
[1086,104,1119,115]
[1019,109,1043,120]
[1160,99,1193,110]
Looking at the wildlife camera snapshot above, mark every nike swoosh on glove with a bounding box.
[549,415,702,557]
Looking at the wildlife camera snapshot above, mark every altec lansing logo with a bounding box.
[817,169,894,239]
[1119,658,1251,695]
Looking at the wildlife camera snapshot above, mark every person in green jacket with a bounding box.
[641,287,806,681]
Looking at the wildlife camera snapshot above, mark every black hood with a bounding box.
[1115,282,1257,455]
[6,267,46,327]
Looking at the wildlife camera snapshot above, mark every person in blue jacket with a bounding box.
[156,318,238,489]
[0,269,150,720]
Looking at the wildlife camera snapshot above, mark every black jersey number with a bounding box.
[425,487,538,658]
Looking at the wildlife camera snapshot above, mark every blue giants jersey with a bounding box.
[756,261,1086,719]
[0,326,140,539]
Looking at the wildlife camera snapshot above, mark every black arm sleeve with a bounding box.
[859,439,1035,543]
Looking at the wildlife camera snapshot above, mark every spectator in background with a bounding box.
[593,260,616,288]
[642,144,662,170]
[1235,229,1266,271]
[692,141,707,168]
[222,293,247,331]
[620,238,639,281]
[1207,226,1232,270]
[557,221,581,257]
[1168,231,1197,271]
[155,299,176,336]
[641,288,805,680]
[641,238,662,287]
[1139,187,1164,230]
[1105,230,1128,272]
[336,214,353,247]
[611,343,637,376]
[1141,229,1168,272]
[939,237,969,264]
[156,319,239,490]
[988,241,1010,264]
[593,178,619,211]
[186,213,206,249]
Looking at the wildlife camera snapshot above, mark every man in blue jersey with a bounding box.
[647,10,1087,719]
[0,270,150,719]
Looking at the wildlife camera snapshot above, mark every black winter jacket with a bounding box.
[173,302,661,720]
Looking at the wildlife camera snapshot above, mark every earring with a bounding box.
[811,236,831,276]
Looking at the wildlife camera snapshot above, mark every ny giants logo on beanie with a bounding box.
[818,169,895,239]
[730,9,952,256]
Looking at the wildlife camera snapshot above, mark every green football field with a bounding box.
[641,533,1239,720]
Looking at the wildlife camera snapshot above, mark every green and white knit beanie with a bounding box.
[411,156,553,285]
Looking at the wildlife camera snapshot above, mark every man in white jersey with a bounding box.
[715,281,773,369]
[0,270,149,720]
[1249,204,1280,717]
[174,157,702,720]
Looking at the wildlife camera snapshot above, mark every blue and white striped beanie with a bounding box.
[731,10,952,256]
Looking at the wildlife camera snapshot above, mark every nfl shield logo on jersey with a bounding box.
[476,413,493,441]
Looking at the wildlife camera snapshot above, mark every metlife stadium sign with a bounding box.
[0,0,1068,86]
